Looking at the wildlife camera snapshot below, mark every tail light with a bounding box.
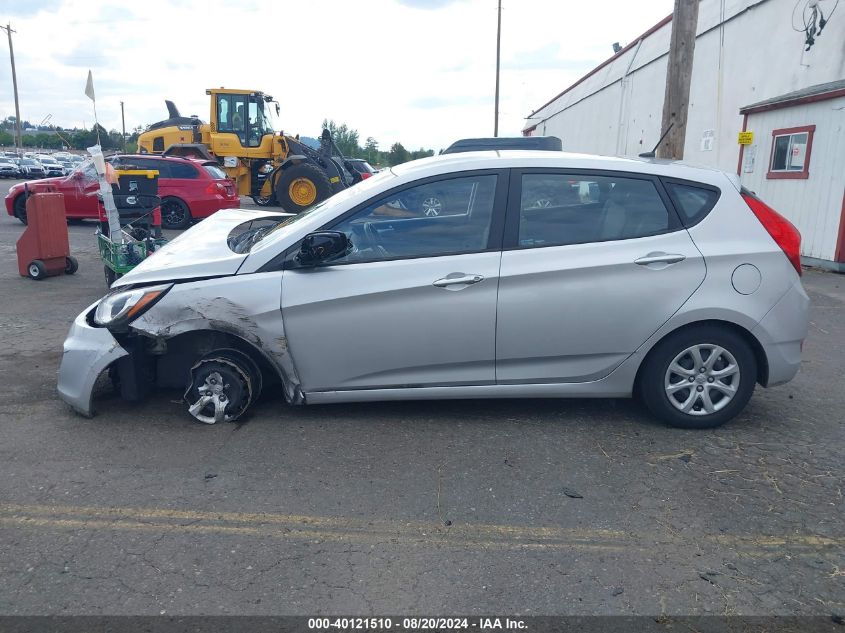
[206,181,235,197]
[741,190,802,276]
[360,172,372,180]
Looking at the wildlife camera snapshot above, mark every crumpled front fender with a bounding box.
[129,274,303,404]
[57,303,129,417]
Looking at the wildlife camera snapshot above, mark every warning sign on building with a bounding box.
[738,131,754,145]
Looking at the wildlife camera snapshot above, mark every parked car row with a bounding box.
[4,153,240,229]
[0,152,85,178]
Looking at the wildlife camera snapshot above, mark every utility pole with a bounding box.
[494,0,501,137]
[657,0,699,160]
[1,23,23,153]
[120,101,126,152]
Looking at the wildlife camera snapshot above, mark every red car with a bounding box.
[5,154,240,229]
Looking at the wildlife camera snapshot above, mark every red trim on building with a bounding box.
[736,113,748,176]
[740,87,845,115]
[525,13,673,121]
[766,125,815,181]
[835,190,845,263]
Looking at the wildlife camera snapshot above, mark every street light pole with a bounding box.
[1,23,23,153]
[120,101,126,152]
[494,0,501,137]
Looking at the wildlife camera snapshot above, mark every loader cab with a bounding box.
[210,89,279,152]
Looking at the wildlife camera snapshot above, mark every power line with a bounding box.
[494,0,502,137]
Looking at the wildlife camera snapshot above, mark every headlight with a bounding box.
[94,284,172,328]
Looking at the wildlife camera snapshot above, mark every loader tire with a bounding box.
[275,163,333,213]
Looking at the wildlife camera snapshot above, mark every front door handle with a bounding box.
[433,274,484,287]
[634,252,686,266]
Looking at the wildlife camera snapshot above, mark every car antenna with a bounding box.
[638,122,674,158]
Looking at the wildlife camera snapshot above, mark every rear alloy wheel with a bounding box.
[421,195,445,216]
[160,197,192,230]
[184,350,262,424]
[639,326,757,429]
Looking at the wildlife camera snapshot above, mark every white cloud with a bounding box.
[0,0,673,150]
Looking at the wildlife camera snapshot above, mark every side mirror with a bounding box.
[296,231,349,266]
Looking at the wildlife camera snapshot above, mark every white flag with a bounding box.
[84,70,95,102]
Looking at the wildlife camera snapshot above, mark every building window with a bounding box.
[767,125,815,180]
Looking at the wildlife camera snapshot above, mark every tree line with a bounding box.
[0,117,127,151]
[1,114,437,166]
[322,119,436,167]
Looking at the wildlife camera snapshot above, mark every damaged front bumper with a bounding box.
[57,303,128,417]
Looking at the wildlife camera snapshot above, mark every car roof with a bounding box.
[118,153,196,164]
[390,150,733,188]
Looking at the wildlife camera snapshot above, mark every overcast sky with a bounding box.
[0,0,673,151]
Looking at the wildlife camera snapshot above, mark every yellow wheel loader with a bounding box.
[137,88,356,213]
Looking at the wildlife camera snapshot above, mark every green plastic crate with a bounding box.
[97,232,167,274]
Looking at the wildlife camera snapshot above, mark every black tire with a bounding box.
[639,325,757,429]
[252,195,274,207]
[27,260,47,280]
[64,256,78,275]
[252,169,282,207]
[160,197,192,230]
[274,163,333,213]
[13,194,27,225]
[104,266,119,287]
[183,349,263,424]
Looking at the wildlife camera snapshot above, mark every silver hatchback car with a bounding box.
[58,151,808,429]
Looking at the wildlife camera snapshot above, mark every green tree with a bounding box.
[364,136,378,164]
[387,142,410,166]
[410,148,434,160]
[70,124,111,150]
[0,130,14,147]
[321,119,361,157]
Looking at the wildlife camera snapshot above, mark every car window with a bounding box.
[169,162,198,179]
[663,181,720,227]
[120,158,171,178]
[347,161,373,174]
[328,174,498,263]
[517,174,674,248]
[203,164,227,180]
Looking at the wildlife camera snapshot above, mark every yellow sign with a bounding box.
[738,131,754,145]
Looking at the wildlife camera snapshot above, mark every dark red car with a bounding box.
[5,154,239,229]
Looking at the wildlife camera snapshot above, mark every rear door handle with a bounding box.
[634,252,686,266]
[433,274,484,287]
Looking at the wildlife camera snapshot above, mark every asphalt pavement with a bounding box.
[0,179,843,617]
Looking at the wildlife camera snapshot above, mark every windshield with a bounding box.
[246,95,278,145]
[250,168,396,250]
[74,159,97,180]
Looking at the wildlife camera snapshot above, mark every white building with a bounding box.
[524,0,845,270]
